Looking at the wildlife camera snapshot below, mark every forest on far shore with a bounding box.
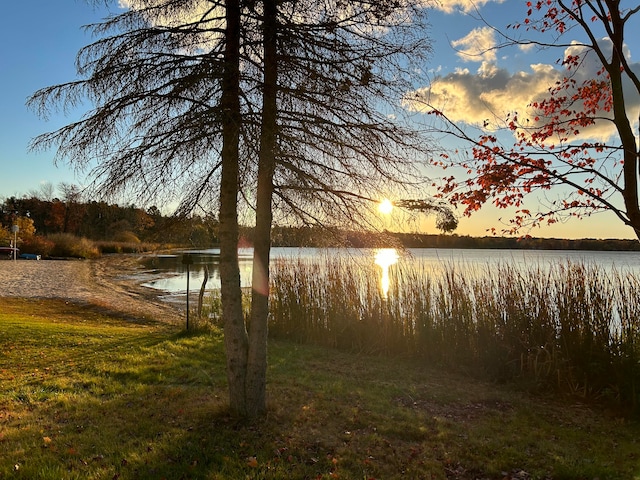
[273,227,640,251]
[2,194,639,252]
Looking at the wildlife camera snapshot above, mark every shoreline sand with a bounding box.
[0,255,182,322]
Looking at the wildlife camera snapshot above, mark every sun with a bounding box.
[378,198,393,215]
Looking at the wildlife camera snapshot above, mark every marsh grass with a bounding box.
[46,233,101,259]
[268,256,640,412]
[2,297,640,479]
[24,233,160,258]
[95,240,160,254]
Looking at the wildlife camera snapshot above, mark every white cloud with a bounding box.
[429,0,506,14]
[408,65,550,129]
[118,0,224,30]
[407,38,640,142]
[518,43,536,53]
[451,26,497,63]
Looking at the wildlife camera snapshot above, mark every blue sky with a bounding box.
[0,1,116,194]
[0,1,638,239]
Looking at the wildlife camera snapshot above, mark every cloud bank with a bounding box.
[409,35,640,142]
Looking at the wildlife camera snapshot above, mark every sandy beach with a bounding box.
[0,255,182,322]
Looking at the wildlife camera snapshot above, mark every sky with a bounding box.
[1,0,639,239]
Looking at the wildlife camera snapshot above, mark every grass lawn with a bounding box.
[0,297,639,479]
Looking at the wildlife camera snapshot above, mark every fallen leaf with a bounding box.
[247,456,258,468]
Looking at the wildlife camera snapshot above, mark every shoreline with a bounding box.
[0,255,183,323]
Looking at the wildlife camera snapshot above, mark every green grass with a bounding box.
[1,297,640,479]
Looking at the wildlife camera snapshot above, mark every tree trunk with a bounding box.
[246,0,278,417]
[220,0,249,417]
[607,8,640,239]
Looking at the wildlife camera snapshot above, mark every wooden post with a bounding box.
[182,254,194,330]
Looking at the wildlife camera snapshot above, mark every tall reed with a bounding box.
[266,254,640,411]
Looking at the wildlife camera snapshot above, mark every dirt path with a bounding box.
[0,255,182,323]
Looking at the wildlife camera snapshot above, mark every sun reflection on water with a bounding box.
[374,248,399,298]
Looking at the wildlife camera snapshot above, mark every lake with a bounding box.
[140,247,640,300]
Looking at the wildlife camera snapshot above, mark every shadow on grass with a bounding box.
[2,299,640,479]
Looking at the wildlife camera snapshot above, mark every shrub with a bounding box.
[19,235,55,257]
[113,231,141,243]
[47,233,100,259]
[96,240,159,254]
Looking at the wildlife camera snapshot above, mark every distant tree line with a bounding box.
[0,191,219,248]
[269,226,640,251]
[390,232,640,251]
[2,191,637,252]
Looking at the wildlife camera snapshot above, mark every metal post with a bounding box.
[11,225,19,262]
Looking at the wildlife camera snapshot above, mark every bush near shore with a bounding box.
[263,257,640,414]
[18,232,161,258]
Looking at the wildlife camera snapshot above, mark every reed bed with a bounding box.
[267,255,640,411]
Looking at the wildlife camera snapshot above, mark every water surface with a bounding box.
[140,247,640,297]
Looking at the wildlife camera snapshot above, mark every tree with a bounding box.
[218,0,250,416]
[412,0,640,239]
[27,182,56,202]
[14,195,54,236]
[0,197,36,247]
[29,0,436,417]
[14,216,36,239]
[58,183,87,234]
[245,0,277,415]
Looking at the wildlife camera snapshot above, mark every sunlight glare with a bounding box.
[374,248,399,298]
[378,198,393,215]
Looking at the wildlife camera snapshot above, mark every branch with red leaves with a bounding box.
[424,0,640,238]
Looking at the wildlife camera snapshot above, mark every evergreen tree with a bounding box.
[29,0,434,416]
